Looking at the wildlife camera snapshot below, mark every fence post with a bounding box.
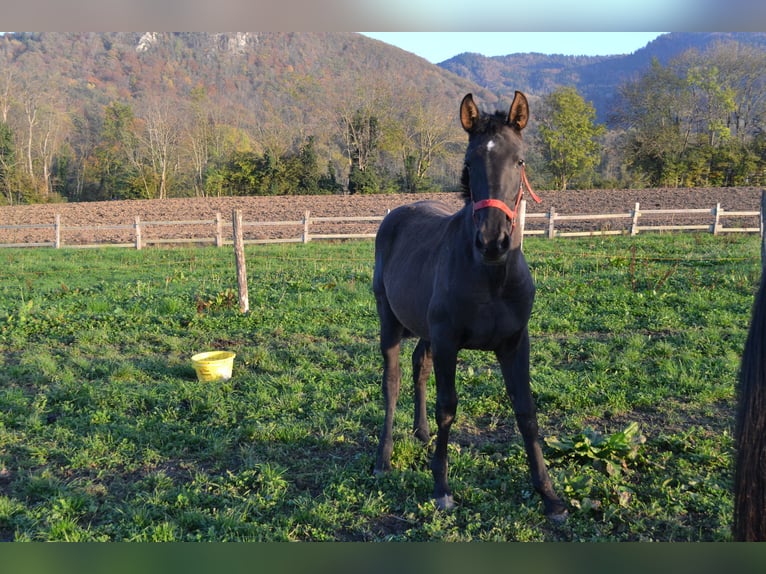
[54,214,61,248]
[631,202,640,236]
[134,216,142,250]
[232,209,249,314]
[302,210,311,243]
[215,212,222,248]
[517,199,527,251]
[713,203,721,235]
[547,207,556,239]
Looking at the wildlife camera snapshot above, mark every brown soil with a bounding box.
[0,187,762,246]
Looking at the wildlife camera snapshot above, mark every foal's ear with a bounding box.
[460,93,480,132]
[508,91,529,131]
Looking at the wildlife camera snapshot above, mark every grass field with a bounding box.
[0,233,761,541]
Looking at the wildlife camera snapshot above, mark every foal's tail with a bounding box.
[734,271,766,541]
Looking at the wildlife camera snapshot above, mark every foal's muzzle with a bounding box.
[473,199,515,263]
[475,228,511,263]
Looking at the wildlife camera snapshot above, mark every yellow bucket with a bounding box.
[191,351,236,382]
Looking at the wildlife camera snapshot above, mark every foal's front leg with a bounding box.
[497,331,568,520]
[412,339,432,443]
[430,341,458,510]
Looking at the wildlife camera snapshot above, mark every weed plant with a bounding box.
[0,233,759,541]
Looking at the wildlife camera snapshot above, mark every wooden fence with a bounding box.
[0,201,762,250]
[529,202,762,239]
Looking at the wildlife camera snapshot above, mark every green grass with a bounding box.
[0,233,760,541]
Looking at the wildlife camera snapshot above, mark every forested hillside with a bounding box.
[0,32,494,204]
[1,32,766,205]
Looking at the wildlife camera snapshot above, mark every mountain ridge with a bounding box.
[437,32,766,121]
[6,32,766,126]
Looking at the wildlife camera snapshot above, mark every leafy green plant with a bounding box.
[195,288,237,313]
[545,423,647,519]
[545,422,647,477]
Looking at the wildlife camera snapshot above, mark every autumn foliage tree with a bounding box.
[612,45,766,187]
[536,86,605,191]
[0,121,18,204]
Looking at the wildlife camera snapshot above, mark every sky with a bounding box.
[359,32,666,63]
[3,0,764,33]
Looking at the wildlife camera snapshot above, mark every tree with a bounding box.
[179,86,243,198]
[0,121,18,204]
[94,101,145,200]
[342,108,381,194]
[317,160,343,194]
[36,102,69,200]
[183,86,215,197]
[347,162,380,195]
[683,63,736,148]
[0,68,13,124]
[140,97,179,199]
[612,49,763,187]
[687,42,766,142]
[611,58,691,186]
[14,62,69,200]
[537,86,605,191]
[336,81,404,195]
[383,95,460,193]
[296,136,320,194]
[67,104,102,201]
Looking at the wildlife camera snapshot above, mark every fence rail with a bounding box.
[0,201,762,250]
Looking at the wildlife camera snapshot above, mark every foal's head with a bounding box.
[460,91,529,264]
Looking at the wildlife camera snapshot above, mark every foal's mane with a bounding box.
[459,110,514,204]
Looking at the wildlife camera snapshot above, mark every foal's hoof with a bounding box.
[546,508,569,524]
[372,466,390,478]
[545,500,569,524]
[372,461,391,477]
[433,494,455,511]
[413,428,431,444]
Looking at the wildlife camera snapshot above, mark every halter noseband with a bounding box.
[472,162,542,229]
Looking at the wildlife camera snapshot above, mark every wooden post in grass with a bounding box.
[232,209,249,313]
[54,214,61,248]
[302,210,311,243]
[713,203,721,236]
[631,202,640,236]
[547,207,556,239]
[215,212,223,248]
[134,216,142,250]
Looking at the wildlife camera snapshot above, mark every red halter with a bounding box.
[472,164,541,228]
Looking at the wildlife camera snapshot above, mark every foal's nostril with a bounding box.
[475,230,484,251]
[475,229,511,261]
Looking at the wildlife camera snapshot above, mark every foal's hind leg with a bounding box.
[497,330,567,521]
[374,295,405,474]
[412,339,432,443]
